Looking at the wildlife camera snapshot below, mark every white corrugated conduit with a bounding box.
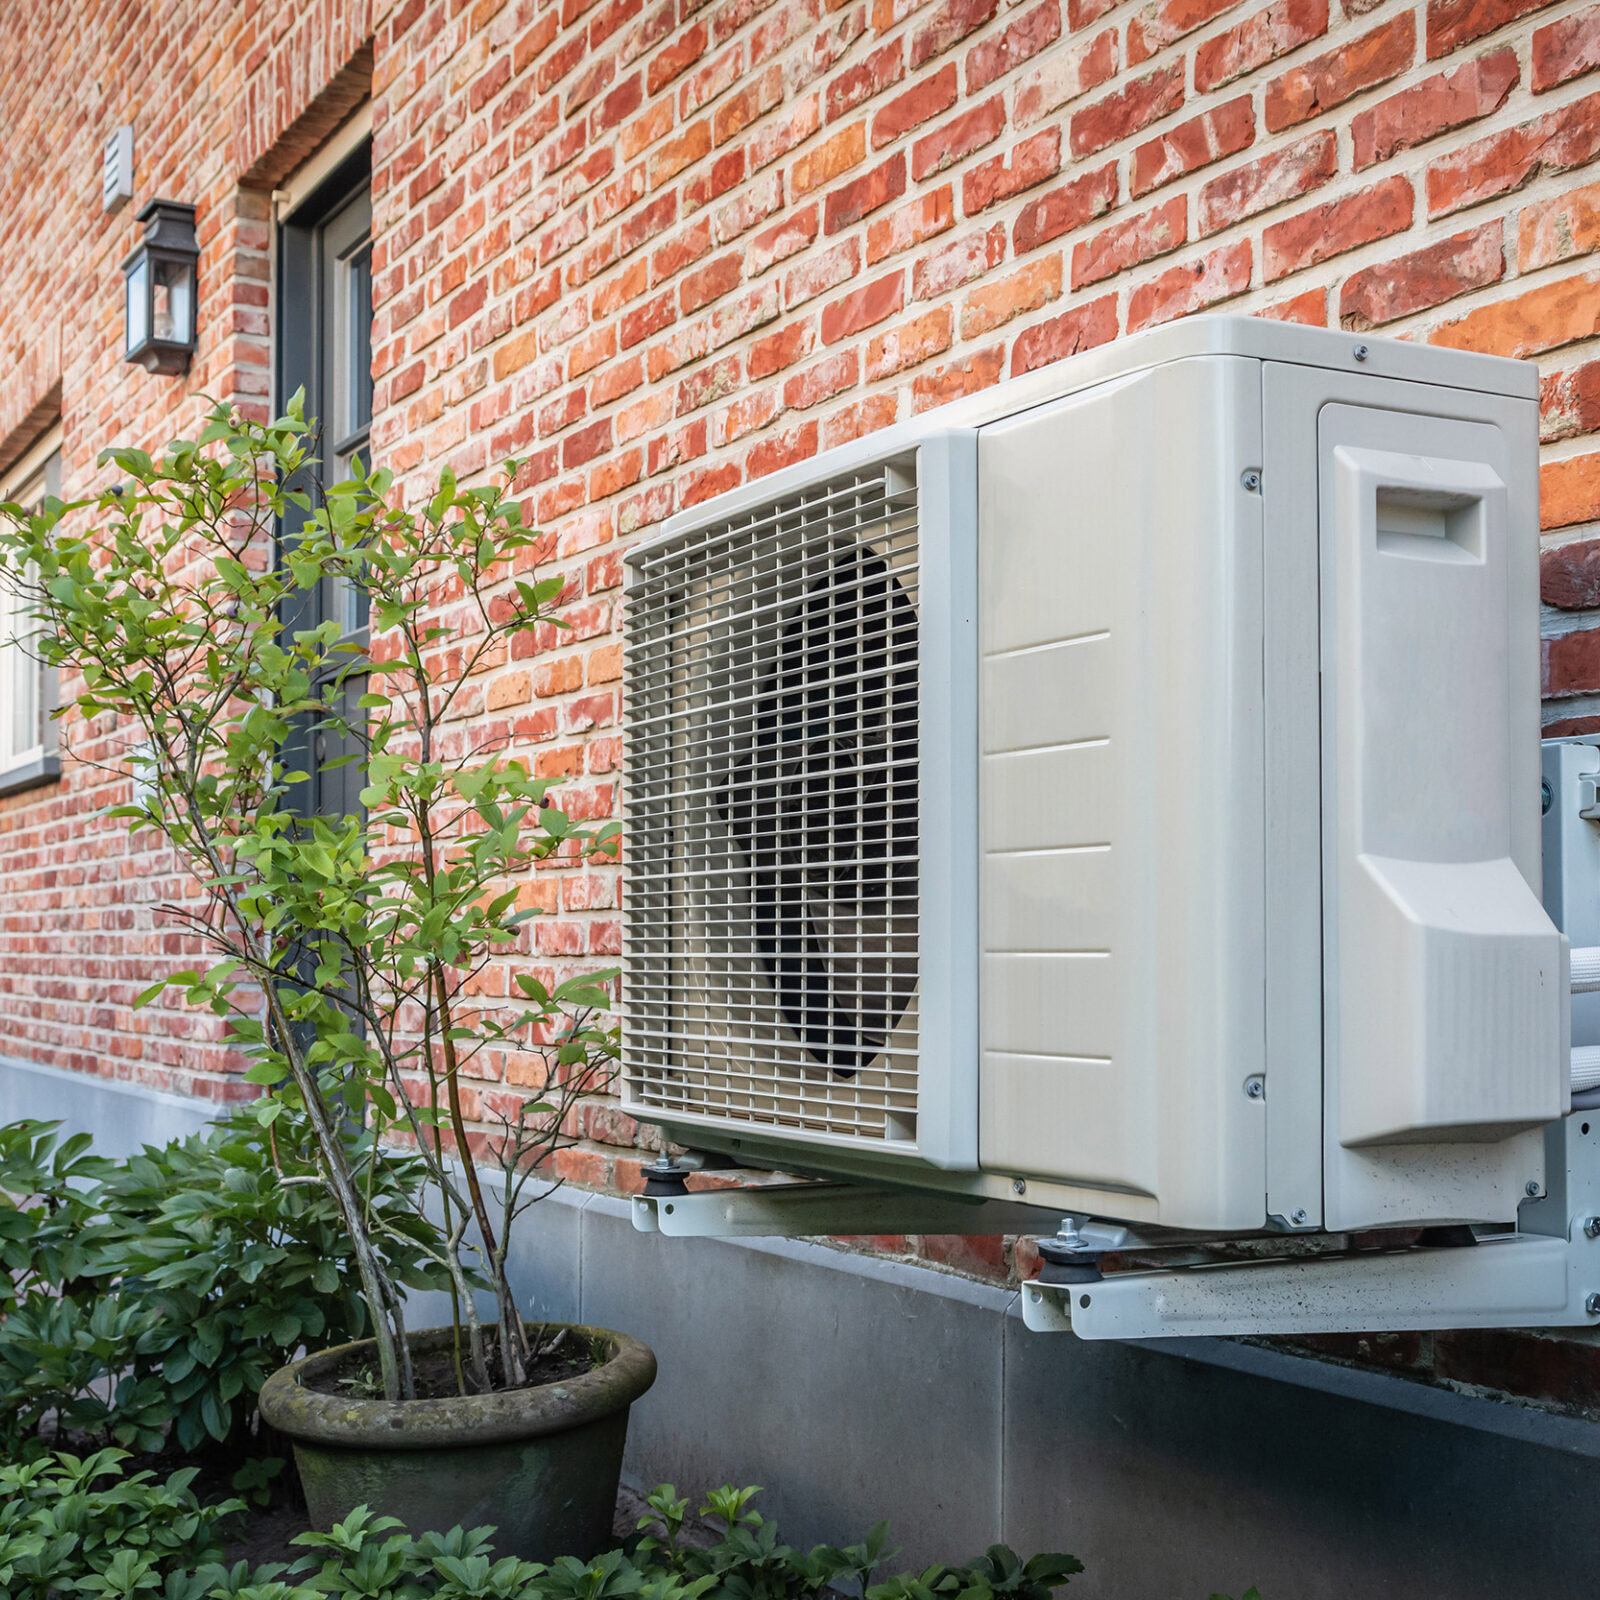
[1572,948,1600,1091]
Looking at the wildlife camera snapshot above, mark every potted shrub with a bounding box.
[0,399,654,1558]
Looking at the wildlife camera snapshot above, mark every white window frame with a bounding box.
[0,423,63,794]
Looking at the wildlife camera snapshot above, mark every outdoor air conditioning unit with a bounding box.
[621,316,1569,1248]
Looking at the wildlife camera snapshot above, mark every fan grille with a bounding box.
[624,458,922,1146]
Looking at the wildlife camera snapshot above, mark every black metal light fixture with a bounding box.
[122,200,198,375]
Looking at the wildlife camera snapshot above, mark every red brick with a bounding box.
[747,316,818,375]
[1069,0,1119,25]
[1534,5,1600,92]
[1265,13,1414,131]
[1013,27,1119,126]
[1011,291,1119,372]
[1351,47,1519,170]
[966,0,1062,91]
[1542,361,1600,442]
[1520,177,1600,271]
[1255,286,1329,323]
[1130,96,1254,197]
[1071,62,1183,156]
[1194,0,1328,93]
[825,152,908,231]
[1014,160,1120,252]
[913,223,1008,296]
[1546,625,1600,695]
[1126,238,1253,330]
[823,393,901,447]
[961,253,1063,335]
[1543,455,1600,531]
[1197,131,1335,235]
[784,236,862,306]
[912,97,1006,179]
[865,305,955,377]
[1339,222,1504,328]
[783,348,859,407]
[1542,535,1600,604]
[820,270,905,341]
[1263,174,1412,282]
[1426,0,1560,60]
[649,22,709,93]
[1426,91,1600,218]
[680,253,743,311]
[1073,194,1186,287]
[792,121,867,194]
[910,346,1007,410]
[911,0,999,67]
[827,40,906,123]
[1128,0,1240,64]
[1431,271,1600,358]
[867,186,956,262]
[871,63,958,147]
[962,128,1062,211]
[748,206,820,275]
[747,420,820,477]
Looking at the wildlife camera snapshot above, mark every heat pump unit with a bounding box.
[621,317,1568,1239]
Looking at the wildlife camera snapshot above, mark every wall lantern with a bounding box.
[122,200,199,375]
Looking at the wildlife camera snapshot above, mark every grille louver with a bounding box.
[624,457,922,1147]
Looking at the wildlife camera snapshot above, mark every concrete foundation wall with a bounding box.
[9,1053,1600,1599]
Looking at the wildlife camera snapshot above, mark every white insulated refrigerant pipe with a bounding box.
[1571,947,1600,1091]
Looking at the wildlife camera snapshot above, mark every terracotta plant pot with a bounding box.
[259,1322,657,1560]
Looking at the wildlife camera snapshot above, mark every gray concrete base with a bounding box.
[8,1052,1600,1599]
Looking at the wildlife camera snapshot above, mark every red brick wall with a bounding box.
[6,0,1600,1411]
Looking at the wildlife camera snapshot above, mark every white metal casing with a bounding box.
[621,317,1564,1236]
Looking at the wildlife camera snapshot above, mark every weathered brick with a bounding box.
[910,0,999,66]
[828,40,906,123]
[1130,96,1254,197]
[1546,624,1600,695]
[1339,222,1504,327]
[1071,62,1183,156]
[1126,238,1253,329]
[1543,453,1600,530]
[960,253,1063,335]
[911,98,1006,179]
[1128,0,1241,64]
[1011,291,1119,372]
[1534,5,1600,93]
[1543,361,1600,442]
[910,346,1006,409]
[1014,161,1120,252]
[967,1,1062,91]
[792,121,868,194]
[1194,0,1327,93]
[783,348,859,407]
[748,205,820,275]
[819,270,905,341]
[1263,173,1412,281]
[825,152,908,231]
[1256,285,1329,323]
[867,186,956,262]
[864,304,955,377]
[1431,271,1600,358]
[1351,47,1519,169]
[1542,534,1600,604]
[1014,27,1119,126]
[913,223,1008,296]
[1197,130,1336,234]
[1427,91,1600,218]
[962,128,1062,211]
[1426,0,1560,61]
[871,63,958,146]
[1265,13,1414,131]
[1073,194,1186,286]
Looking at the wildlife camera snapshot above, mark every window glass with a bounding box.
[0,440,61,782]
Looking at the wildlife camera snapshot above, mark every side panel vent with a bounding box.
[625,457,924,1149]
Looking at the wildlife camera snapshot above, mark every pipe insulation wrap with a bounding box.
[1573,947,1600,994]
[1575,1047,1600,1094]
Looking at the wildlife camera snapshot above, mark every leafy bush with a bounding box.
[0,1448,242,1598]
[0,1105,448,1460]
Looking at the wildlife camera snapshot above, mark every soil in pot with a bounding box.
[259,1322,657,1563]
[307,1327,599,1401]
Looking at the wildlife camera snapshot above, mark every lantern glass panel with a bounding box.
[152,257,193,346]
[124,257,148,356]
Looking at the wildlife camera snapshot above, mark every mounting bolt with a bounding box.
[1587,1292,1600,1317]
[1585,1217,1600,1240]
[1292,1208,1309,1226]
[1526,1180,1543,1198]
[1245,1075,1266,1100]
[1353,343,1370,362]
[1240,469,1262,492]
[1012,1177,1027,1195]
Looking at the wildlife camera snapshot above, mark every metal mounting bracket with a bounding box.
[631,1181,1069,1238]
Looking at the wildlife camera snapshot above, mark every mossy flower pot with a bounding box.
[259,1323,656,1560]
